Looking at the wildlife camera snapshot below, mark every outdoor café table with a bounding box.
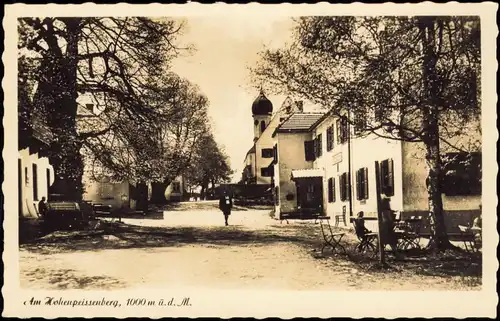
[317,216,347,255]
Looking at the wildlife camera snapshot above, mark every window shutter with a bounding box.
[336,119,341,144]
[318,134,322,157]
[387,159,394,196]
[346,172,351,201]
[364,167,369,200]
[304,140,315,161]
[339,174,345,201]
[380,159,387,195]
[328,178,333,203]
[332,177,336,202]
[314,137,319,158]
[356,170,361,200]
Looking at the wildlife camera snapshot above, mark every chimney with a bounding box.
[295,101,304,112]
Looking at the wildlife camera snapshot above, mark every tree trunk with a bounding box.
[150,182,169,204]
[43,18,83,201]
[135,182,149,212]
[419,17,453,250]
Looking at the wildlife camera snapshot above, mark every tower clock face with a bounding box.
[254,120,259,126]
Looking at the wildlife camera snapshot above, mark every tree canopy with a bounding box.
[18,17,210,199]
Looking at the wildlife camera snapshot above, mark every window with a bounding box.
[32,164,38,201]
[441,152,481,196]
[261,148,274,158]
[379,159,394,196]
[260,120,266,133]
[273,144,278,164]
[356,167,369,200]
[304,140,316,161]
[261,166,274,177]
[326,125,334,151]
[339,172,350,201]
[328,177,336,203]
[172,181,181,193]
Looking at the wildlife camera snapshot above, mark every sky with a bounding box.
[170,16,295,182]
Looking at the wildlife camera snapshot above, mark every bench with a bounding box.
[318,216,346,255]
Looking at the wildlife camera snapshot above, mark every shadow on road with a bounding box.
[20,222,319,255]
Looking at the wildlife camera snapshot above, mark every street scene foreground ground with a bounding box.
[19,202,481,291]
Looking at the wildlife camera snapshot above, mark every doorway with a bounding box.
[295,177,323,214]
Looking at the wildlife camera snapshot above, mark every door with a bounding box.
[296,177,323,211]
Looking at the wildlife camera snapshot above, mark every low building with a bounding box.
[82,176,185,211]
[18,107,55,219]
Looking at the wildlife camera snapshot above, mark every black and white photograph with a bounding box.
[2,2,498,318]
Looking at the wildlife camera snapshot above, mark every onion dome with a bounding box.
[252,90,273,115]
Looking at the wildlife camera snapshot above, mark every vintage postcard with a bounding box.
[2,2,498,318]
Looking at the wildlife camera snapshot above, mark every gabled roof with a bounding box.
[276,112,325,132]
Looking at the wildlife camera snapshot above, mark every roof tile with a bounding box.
[277,112,325,131]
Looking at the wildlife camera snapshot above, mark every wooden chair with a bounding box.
[318,216,346,255]
[334,214,345,227]
[352,218,378,256]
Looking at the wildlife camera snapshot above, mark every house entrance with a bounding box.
[295,177,323,215]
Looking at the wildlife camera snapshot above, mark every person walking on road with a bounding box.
[219,189,233,226]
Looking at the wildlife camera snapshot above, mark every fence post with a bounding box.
[374,161,386,265]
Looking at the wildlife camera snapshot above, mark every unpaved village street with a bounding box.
[19,202,481,291]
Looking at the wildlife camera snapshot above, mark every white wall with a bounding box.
[18,148,55,218]
[312,116,404,230]
[83,177,131,209]
[276,132,313,215]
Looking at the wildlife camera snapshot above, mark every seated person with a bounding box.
[38,196,48,218]
[356,211,372,235]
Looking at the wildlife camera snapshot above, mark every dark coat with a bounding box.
[219,194,233,214]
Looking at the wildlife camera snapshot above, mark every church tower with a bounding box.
[251,89,273,142]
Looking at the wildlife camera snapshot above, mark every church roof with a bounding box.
[276,112,325,132]
[252,90,273,115]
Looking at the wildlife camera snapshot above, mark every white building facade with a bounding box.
[273,111,482,233]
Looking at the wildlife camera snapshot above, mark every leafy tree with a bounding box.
[18,17,189,200]
[252,16,480,250]
[183,134,233,200]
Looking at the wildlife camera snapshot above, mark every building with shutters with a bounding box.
[272,110,481,233]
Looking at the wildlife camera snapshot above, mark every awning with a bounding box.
[291,169,324,180]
